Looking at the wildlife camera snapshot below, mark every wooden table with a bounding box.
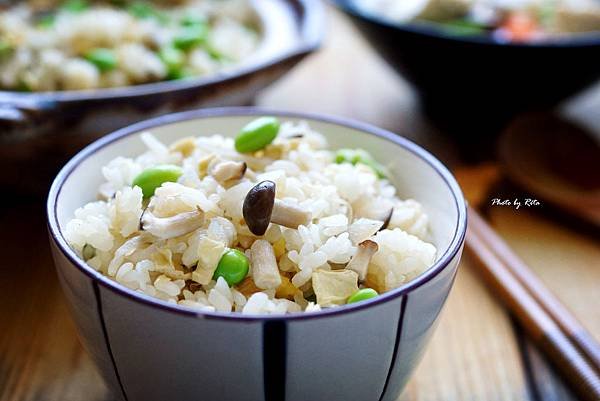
[2,7,599,401]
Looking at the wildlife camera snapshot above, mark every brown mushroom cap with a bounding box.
[243,180,276,235]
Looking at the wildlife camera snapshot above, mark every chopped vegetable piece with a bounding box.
[132,164,183,198]
[61,0,89,13]
[235,117,280,153]
[312,269,359,307]
[85,48,118,72]
[347,288,378,304]
[497,12,538,42]
[173,25,209,51]
[213,249,250,286]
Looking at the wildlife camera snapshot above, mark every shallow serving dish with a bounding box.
[47,107,467,401]
[0,0,323,193]
[332,0,600,136]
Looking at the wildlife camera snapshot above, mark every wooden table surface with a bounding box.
[2,6,599,401]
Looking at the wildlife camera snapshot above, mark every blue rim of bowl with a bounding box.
[47,107,467,321]
[0,0,325,103]
[331,0,600,48]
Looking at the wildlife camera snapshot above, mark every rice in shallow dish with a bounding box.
[0,0,259,91]
[64,117,437,314]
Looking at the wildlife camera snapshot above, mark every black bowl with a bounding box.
[331,0,600,136]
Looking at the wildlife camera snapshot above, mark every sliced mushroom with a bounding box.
[346,239,379,281]
[271,199,312,229]
[209,160,247,183]
[250,240,282,290]
[141,207,204,239]
[243,181,312,235]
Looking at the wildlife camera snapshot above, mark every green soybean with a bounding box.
[82,244,96,261]
[132,164,183,198]
[85,48,117,72]
[181,13,207,27]
[347,288,379,304]
[235,117,280,153]
[0,40,13,59]
[61,0,89,13]
[334,148,388,179]
[127,2,167,22]
[159,46,186,79]
[213,249,249,286]
[173,25,208,51]
[37,14,56,29]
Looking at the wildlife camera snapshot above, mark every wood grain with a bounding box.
[401,255,531,401]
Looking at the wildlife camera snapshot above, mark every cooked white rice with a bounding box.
[64,119,437,314]
[0,0,259,91]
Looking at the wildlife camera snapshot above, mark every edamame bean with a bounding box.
[159,47,186,79]
[334,148,388,179]
[234,117,280,153]
[181,13,207,27]
[0,40,12,58]
[347,288,378,304]
[62,0,88,13]
[85,48,117,72]
[213,249,249,286]
[132,164,183,198]
[173,25,208,50]
[127,2,165,21]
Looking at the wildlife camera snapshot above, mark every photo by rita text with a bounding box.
[490,198,541,210]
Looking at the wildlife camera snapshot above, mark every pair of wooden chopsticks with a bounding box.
[465,206,600,401]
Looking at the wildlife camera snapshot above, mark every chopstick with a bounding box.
[465,207,600,401]
[468,207,600,374]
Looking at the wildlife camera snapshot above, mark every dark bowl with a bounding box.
[0,0,324,194]
[331,0,600,136]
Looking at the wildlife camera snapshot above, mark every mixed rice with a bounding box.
[64,118,437,314]
[0,0,259,91]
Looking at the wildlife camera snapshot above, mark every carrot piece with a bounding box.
[500,12,538,42]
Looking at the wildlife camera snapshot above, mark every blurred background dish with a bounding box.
[0,0,324,194]
[331,0,600,144]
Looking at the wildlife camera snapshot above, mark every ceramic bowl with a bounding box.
[331,0,600,136]
[47,107,467,401]
[1,0,324,194]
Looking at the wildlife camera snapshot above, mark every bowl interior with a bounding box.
[53,111,462,278]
